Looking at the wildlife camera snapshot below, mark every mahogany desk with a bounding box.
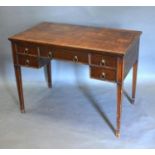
[9,22,142,137]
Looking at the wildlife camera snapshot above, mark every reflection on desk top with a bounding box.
[9,22,142,55]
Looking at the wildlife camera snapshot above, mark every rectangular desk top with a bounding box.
[9,22,142,55]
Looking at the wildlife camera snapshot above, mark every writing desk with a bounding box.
[9,22,142,137]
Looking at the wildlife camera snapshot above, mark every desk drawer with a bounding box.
[17,54,49,68]
[90,53,117,68]
[90,66,116,82]
[53,49,88,64]
[17,55,39,68]
[16,43,38,56]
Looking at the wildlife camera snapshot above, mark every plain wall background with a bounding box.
[0,6,155,85]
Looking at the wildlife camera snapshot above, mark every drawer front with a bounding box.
[90,53,117,68]
[53,49,88,64]
[90,66,116,82]
[39,46,53,59]
[16,43,38,56]
[17,55,40,68]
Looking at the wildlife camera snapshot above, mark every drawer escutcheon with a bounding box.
[25,59,30,65]
[24,48,29,54]
[48,51,53,58]
[100,72,106,79]
[73,55,78,62]
[100,59,106,66]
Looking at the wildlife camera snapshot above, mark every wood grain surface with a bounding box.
[9,22,142,55]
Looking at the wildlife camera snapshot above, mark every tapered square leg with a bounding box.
[116,57,124,137]
[132,60,138,104]
[116,83,123,138]
[14,65,25,113]
[46,61,52,88]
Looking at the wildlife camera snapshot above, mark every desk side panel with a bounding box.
[11,41,18,65]
[124,38,140,79]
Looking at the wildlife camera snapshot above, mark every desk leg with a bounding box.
[116,58,124,137]
[132,60,138,103]
[14,65,25,113]
[116,82,123,137]
[46,61,52,88]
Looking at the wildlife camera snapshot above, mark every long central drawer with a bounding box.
[53,49,89,64]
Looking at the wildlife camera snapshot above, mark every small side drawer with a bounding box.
[53,49,88,64]
[17,55,39,68]
[17,54,49,68]
[90,66,116,82]
[16,42,38,56]
[90,53,117,68]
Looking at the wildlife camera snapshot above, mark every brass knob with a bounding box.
[73,55,78,62]
[48,51,52,58]
[25,59,30,65]
[100,72,106,79]
[100,59,106,66]
[24,48,29,54]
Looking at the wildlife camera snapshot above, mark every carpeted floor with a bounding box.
[0,80,155,148]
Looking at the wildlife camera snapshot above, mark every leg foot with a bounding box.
[115,130,120,138]
[20,109,25,113]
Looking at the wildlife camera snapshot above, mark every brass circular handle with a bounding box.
[73,55,78,62]
[25,59,30,65]
[100,72,106,79]
[48,51,52,58]
[24,48,29,54]
[100,59,106,66]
